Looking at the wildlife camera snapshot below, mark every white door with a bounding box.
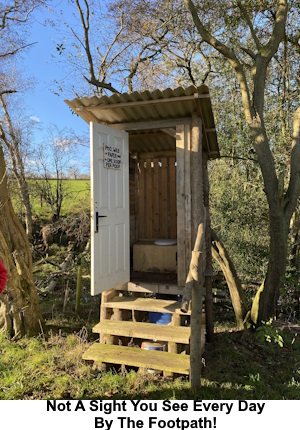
[90,122,129,295]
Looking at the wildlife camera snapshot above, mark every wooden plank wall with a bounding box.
[137,152,176,241]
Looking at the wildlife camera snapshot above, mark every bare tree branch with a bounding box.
[98,8,125,77]
[83,75,120,94]
[237,0,261,51]
[0,41,37,59]
[74,0,121,94]
[219,154,258,164]
[0,89,17,96]
[75,0,95,85]
[252,1,287,118]
[262,0,288,62]
[0,1,37,30]
[240,45,256,60]
[183,0,252,124]
[288,28,300,54]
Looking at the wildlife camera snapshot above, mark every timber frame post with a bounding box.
[178,116,206,389]
[202,151,214,342]
[176,123,192,288]
[190,116,205,389]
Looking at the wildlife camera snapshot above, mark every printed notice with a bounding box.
[104,143,121,169]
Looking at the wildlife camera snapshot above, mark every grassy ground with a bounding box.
[1,325,300,400]
[1,267,300,401]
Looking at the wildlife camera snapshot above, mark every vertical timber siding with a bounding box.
[137,153,177,241]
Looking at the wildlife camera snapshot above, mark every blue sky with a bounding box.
[22,3,90,174]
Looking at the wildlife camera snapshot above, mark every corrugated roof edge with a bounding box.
[65,85,219,159]
[65,85,208,107]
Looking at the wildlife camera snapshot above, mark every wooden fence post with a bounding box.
[75,261,82,314]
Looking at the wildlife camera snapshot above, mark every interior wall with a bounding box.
[136,153,177,241]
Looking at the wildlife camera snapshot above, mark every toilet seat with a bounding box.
[154,239,177,246]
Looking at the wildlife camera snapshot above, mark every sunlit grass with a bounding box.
[1,328,300,400]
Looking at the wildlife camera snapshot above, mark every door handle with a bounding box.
[95,211,107,232]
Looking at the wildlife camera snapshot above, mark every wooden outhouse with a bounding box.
[66,85,219,375]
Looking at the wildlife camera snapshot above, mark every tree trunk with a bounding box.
[15,173,33,237]
[0,94,33,237]
[251,212,289,324]
[211,229,248,329]
[17,161,33,238]
[248,111,298,325]
[290,208,299,271]
[2,142,33,237]
[0,145,42,337]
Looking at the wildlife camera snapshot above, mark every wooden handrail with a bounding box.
[181,212,206,313]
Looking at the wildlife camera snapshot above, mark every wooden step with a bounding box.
[102,296,191,315]
[83,343,190,375]
[93,320,191,344]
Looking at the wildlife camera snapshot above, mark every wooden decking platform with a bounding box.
[83,344,190,375]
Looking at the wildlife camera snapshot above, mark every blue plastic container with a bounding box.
[149,312,172,325]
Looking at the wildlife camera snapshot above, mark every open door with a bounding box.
[90,122,129,296]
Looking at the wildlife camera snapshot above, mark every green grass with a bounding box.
[1,327,300,400]
[0,332,188,400]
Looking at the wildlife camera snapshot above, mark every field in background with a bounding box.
[10,179,90,221]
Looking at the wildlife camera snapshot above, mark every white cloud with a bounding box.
[30,116,41,123]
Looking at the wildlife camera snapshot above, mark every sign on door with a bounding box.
[104,143,121,169]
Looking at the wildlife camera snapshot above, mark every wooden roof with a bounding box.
[65,85,219,159]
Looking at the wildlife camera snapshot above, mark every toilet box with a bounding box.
[133,242,177,272]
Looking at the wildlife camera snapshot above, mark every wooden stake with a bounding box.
[75,263,82,314]
[63,281,70,314]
